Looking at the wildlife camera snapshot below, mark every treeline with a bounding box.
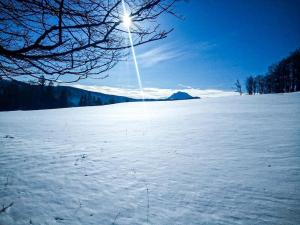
[0,78,69,111]
[79,94,117,106]
[79,93,103,106]
[245,49,300,95]
[0,78,122,111]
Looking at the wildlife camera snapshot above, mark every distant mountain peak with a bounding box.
[167,91,200,100]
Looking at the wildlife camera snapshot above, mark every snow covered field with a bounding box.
[0,93,300,225]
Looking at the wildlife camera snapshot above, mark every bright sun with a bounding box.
[123,13,132,28]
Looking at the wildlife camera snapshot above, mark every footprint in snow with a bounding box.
[3,135,14,139]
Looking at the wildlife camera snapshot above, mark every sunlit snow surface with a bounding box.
[1,93,300,225]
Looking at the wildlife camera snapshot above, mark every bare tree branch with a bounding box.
[0,0,181,83]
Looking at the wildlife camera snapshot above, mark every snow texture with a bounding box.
[0,93,300,225]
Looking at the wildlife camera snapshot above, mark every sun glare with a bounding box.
[121,0,145,101]
[123,13,132,28]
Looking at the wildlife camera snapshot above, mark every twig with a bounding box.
[4,176,9,187]
[0,202,14,213]
[112,212,121,225]
[146,183,149,223]
[130,169,150,223]
[73,199,82,215]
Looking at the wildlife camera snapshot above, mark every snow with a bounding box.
[0,93,300,225]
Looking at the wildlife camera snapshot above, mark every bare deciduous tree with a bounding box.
[234,79,242,95]
[0,0,180,82]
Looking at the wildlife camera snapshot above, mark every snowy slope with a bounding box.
[0,93,300,225]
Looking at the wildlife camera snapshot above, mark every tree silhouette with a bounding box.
[0,0,180,83]
[38,75,46,87]
[246,76,254,95]
[96,97,103,105]
[79,95,87,106]
[254,75,265,94]
[245,49,300,95]
[234,79,242,95]
[59,90,69,107]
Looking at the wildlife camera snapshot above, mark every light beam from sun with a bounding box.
[121,0,145,100]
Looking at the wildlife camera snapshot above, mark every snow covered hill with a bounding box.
[0,93,300,225]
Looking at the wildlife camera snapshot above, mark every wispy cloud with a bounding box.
[71,84,237,99]
[137,41,216,68]
[137,43,186,67]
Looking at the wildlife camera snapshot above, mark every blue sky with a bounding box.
[80,0,300,91]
